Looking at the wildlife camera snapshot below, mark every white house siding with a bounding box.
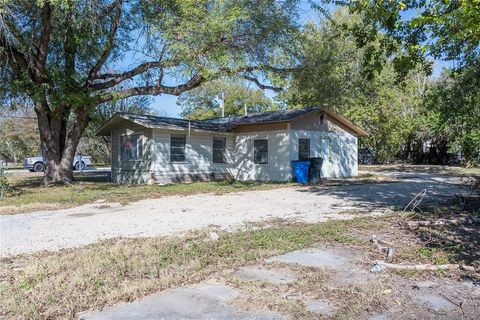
[151,129,235,183]
[110,120,154,184]
[108,109,360,184]
[289,112,358,178]
[289,130,358,178]
[234,130,291,181]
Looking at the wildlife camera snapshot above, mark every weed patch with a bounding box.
[0,218,380,319]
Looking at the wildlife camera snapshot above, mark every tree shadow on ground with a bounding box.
[296,176,465,213]
[409,196,480,265]
[362,164,480,176]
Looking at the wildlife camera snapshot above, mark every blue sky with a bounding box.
[151,1,451,118]
[151,0,322,117]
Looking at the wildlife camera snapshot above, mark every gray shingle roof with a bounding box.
[118,113,234,132]
[201,106,320,126]
[96,106,367,136]
[117,106,321,132]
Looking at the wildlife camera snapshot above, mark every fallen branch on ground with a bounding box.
[370,235,395,261]
[404,189,427,212]
[371,260,476,273]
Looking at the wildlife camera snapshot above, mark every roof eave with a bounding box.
[95,113,233,136]
[95,113,123,136]
[324,109,369,136]
[232,107,322,127]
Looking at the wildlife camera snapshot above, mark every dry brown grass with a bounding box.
[0,218,377,320]
[1,172,293,215]
[2,207,477,320]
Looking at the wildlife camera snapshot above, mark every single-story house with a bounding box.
[96,107,368,184]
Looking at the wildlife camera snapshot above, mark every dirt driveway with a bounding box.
[0,170,465,257]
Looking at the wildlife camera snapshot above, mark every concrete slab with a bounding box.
[266,248,352,269]
[413,281,438,289]
[330,268,377,287]
[415,294,454,312]
[369,314,389,320]
[306,299,336,316]
[234,266,297,284]
[80,284,284,320]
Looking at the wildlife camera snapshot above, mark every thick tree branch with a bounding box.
[220,65,299,77]
[0,37,39,83]
[33,2,53,79]
[95,64,295,102]
[0,38,29,71]
[89,63,296,92]
[87,0,122,81]
[64,5,77,90]
[242,75,282,92]
[92,73,121,80]
[97,73,205,103]
[88,60,170,91]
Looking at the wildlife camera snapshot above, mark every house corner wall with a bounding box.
[289,112,359,179]
[234,129,291,182]
[110,121,154,184]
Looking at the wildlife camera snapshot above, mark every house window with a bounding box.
[170,134,186,162]
[213,137,227,163]
[298,138,310,160]
[320,113,325,125]
[254,139,268,164]
[120,133,143,160]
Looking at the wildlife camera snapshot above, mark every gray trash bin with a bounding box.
[308,157,323,183]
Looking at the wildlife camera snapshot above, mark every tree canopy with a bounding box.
[345,0,480,72]
[0,0,478,176]
[0,0,302,183]
[178,78,276,120]
[277,7,479,164]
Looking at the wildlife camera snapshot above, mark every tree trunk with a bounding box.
[35,104,91,185]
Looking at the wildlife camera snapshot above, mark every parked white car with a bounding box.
[24,155,93,172]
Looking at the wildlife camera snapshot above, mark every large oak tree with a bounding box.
[0,0,300,184]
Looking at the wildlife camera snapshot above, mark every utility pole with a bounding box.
[220,90,225,117]
[244,80,252,115]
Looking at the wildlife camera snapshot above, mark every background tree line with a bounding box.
[0,1,478,173]
[178,7,480,166]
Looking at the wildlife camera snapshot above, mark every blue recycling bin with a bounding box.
[291,160,311,184]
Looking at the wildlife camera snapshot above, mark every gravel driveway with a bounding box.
[0,171,465,257]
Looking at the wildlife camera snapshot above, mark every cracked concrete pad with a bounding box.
[80,284,284,320]
[266,248,353,268]
[234,266,298,284]
[306,299,336,316]
[415,294,454,312]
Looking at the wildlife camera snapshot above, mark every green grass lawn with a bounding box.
[0,173,293,214]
